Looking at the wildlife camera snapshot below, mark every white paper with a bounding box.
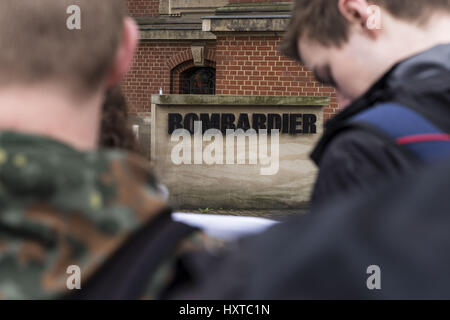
[172,212,279,241]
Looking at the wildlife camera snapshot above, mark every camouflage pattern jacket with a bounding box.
[0,131,199,299]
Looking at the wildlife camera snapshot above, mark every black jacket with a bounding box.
[169,160,450,300]
[310,43,450,209]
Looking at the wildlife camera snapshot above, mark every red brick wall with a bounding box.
[123,36,339,119]
[123,0,340,120]
[122,43,190,114]
[215,35,339,120]
[126,0,159,17]
[122,42,217,114]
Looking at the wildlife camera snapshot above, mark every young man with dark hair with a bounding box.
[280,0,450,208]
[161,3,450,299]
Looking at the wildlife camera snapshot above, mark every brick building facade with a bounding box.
[122,0,339,121]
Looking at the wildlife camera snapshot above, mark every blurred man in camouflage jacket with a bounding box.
[0,0,197,299]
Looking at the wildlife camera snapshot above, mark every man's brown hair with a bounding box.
[280,0,450,62]
[0,0,127,94]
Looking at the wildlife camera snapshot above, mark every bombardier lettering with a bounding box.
[168,113,317,135]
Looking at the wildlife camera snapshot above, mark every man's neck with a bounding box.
[383,13,450,69]
[0,83,103,151]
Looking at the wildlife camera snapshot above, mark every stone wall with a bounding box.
[151,94,328,209]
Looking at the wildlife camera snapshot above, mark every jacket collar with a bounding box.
[311,43,450,163]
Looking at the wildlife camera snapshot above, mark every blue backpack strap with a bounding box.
[350,103,450,164]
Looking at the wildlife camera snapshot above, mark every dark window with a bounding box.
[180,67,216,95]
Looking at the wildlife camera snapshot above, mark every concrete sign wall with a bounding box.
[151,95,328,210]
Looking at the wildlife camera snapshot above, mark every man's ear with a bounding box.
[338,0,382,39]
[106,17,139,88]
